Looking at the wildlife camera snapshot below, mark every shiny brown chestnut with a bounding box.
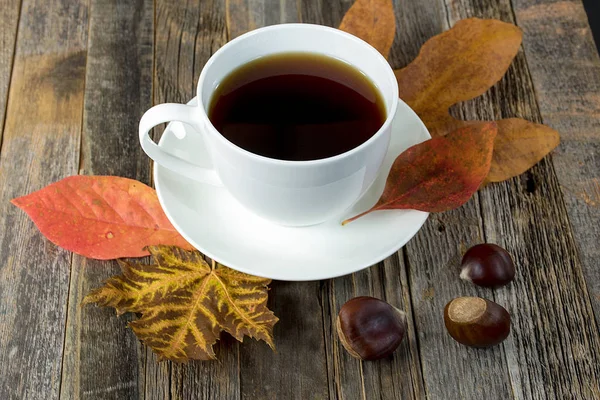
[337,296,407,360]
[444,297,510,348]
[460,244,515,287]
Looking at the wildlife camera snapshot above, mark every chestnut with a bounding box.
[444,297,510,348]
[336,296,407,360]
[460,243,515,287]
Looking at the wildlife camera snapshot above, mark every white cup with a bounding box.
[139,23,399,226]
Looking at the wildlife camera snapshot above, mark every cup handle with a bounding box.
[139,103,222,186]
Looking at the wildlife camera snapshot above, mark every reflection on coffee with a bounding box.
[208,52,386,161]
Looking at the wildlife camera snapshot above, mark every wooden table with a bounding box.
[1,0,599,399]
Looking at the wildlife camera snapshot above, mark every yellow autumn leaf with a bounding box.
[395,18,523,138]
[392,18,560,183]
[84,245,278,362]
[338,0,396,58]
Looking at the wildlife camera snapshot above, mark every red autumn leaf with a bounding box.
[11,176,193,259]
[343,123,497,224]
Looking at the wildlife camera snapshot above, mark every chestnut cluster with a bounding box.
[336,243,515,360]
[445,243,514,347]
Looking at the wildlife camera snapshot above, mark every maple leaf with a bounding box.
[84,246,278,361]
[11,176,193,259]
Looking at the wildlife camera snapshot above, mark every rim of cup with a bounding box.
[196,23,400,168]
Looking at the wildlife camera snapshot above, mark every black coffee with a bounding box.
[208,52,386,161]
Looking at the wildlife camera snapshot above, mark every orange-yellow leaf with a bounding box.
[339,0,396,58]
[395,18,523,137]
[486,119,560,182]
[84,246,278,362]
[394,18,560,183]
[11,176,193,259]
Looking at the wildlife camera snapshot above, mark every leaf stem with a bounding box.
[341,209,371,225]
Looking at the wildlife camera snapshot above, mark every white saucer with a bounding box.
[154,98,430,281]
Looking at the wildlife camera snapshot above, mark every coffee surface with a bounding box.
[208,52,386,161]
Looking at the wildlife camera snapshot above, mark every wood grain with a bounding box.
[0,0,88,398]
[239,281,329,400]
[379,255,427,400]
[0,0,599,399]
[224,2,330,399]
[440,0,600,398]
[388,1,516,399]
[155,0,227,107]
[404,211,514,400]
[511,0,600,334]
[57,1,154,399]
[0,0,20,146]
[226,0,299,39]
[297,2,428,399]
[318,260,427,400]
[153,2,239,399]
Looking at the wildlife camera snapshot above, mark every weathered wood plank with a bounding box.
[226,0,299,39]
[319,260,427,400]
[169,333,239,400]
[582,0,600,53]
[0,0,88,398]
[440,0,600,398]
[223,2,330,399]
[0,0,20,145]
[321,275,367,399]
[155,0,227,107]
[404,212,515,400]
[388,0,517,399]
[480,167,600,400]
[238,280,329,400]
[143,350,169,400]
[298,0,351,28]
[379,255,427,400]
[58,1,154,399]
[299,1,428,399]
[389,0,445,66]
[153,2,238,399]
[511,0,600,335]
